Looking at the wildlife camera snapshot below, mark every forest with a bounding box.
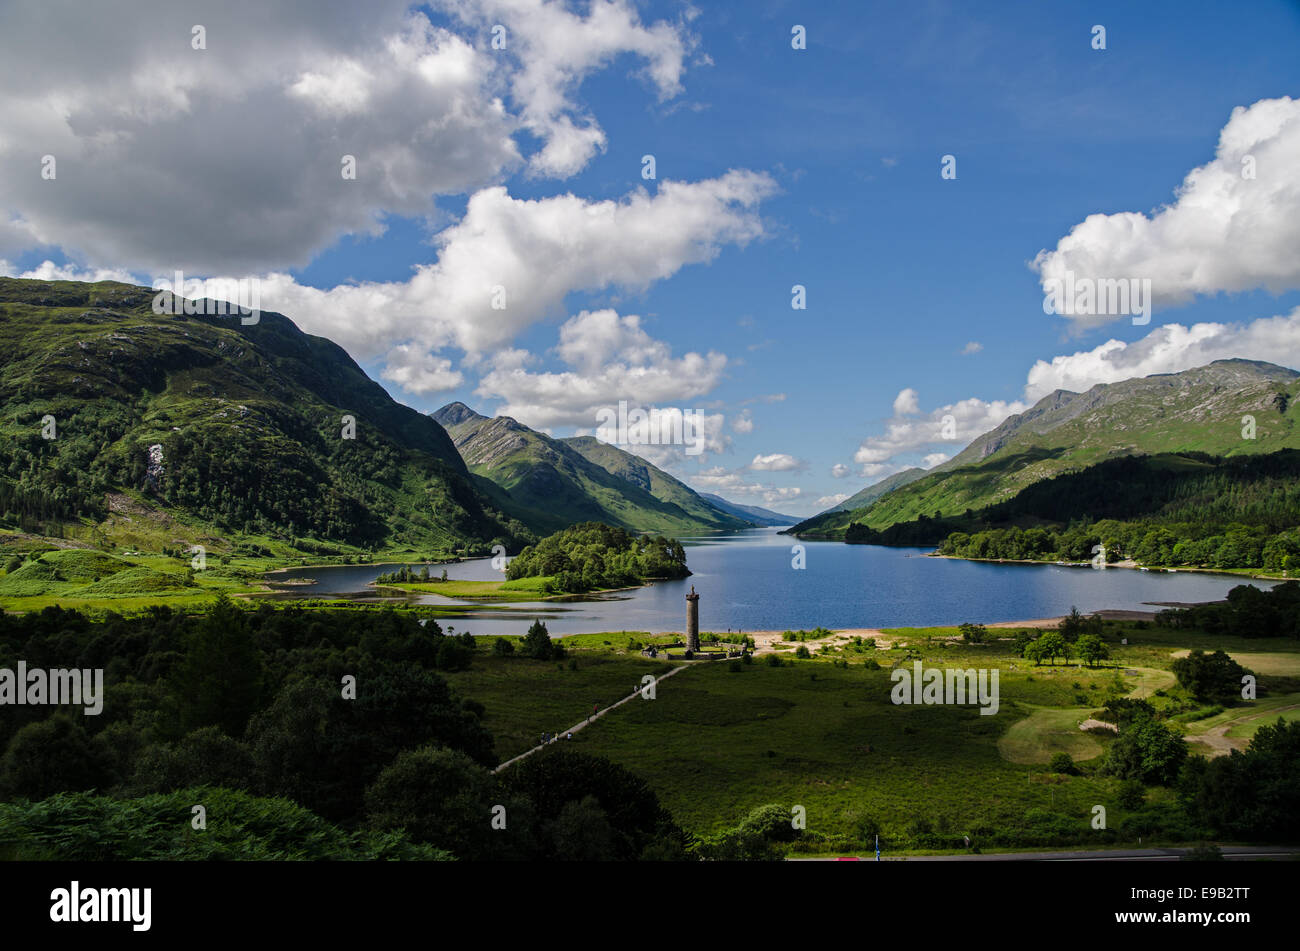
[846,451,1300,572]
[0,597,693,860]
[504,522,690,593]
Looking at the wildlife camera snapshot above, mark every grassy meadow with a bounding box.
[442,620,1300,855]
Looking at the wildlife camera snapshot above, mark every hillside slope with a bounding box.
[433,404,750,535]
[696,493,797,527]
[0,278,530,556]
[792,360,1300,538]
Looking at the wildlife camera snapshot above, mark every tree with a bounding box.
[1037,632,1066,665]
[435,637,473,671]
[170,594,263,738]
[548,795,618,861]
[0,714,113,799]
[522,619,553,660]
[1049,752,1076,775]
[1102,717,1187,786]
[500,750,681,861]
[1177,719,1300,840]
[1077,634,1109,668]
[130,725,255,794]
[492,637,515,656]
[959,622,987,644]
[364,746,507,860]
[247,663,496,821]
[1022,640,1044,666]
[1172,650,1250,704]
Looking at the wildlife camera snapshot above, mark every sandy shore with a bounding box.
[718,609,1163,654]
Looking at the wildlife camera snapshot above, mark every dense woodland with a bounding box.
[1154,581,1300,638]
[0,598,695,860]
[846,451,1300,572]
[504,522,690,593]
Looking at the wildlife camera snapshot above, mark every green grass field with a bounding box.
[438,621,1300,853]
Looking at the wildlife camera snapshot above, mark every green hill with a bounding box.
[792,360,1300,539]
[0,278,531,558]
[433,403,749,535]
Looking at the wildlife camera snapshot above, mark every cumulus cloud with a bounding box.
[732,410,754,434]
[830,463,850,479]
[3,259,139,285]
[475,309,728,430]
[853,394,1027,466]
[437,0,692,178]
[892,387,921,415]
[692,467,800,505]
[0,0,698,274]
[159,170,773,391]
[1023,306,1300,401]
[1034,97,1300,325]
[961,341,983,355]
[846,303,1300,475]
[0,5,517,274]
[816,493,850,507]
[749,453,804,472]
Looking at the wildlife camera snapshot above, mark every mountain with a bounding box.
[0,278,530,556]
[561,436,755,530]
[820,467,927,515]
[792,359,1300,539]
[432,403,751,535]
[697,493,797,526]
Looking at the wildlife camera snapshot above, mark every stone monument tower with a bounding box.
[685,585,700,652]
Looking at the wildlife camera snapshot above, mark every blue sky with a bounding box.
[3,0,1299,515]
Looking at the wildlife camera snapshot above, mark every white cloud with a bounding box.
[750,453,804,472]
[961,341,983,355]
[816,493,850,507]
[379,345,464,393]
[0,1,700,273]
[3,259,139,285]
[0,7,518,274]
[1034,97,1300,325]
[830,463,849,479]
[732,410,754,434]
[852,392,1028,470]
[232,170,774,386]
[474,309,728,430]
[437,0,692,178]
[1023,306,1300,401]
[922,452,950,468]
[892,387,920,415]
[692,467,801,505]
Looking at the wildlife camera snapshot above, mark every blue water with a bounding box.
[260,528,1273,637]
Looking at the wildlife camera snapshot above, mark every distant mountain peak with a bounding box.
[432,401,486,427]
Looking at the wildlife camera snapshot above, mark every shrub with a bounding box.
[1048,752,1076,775]
[1117,779,1146,809]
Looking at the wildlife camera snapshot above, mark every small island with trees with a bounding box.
[372,522,690,600]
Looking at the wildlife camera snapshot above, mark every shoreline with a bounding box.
[926,551,1286,582]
